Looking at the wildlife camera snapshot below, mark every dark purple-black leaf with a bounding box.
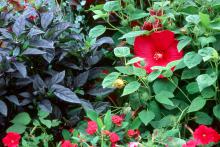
[50,71,65,87]
[41,12,54,29]
[28,28,45,38]
[92,37,114,49]
[39,99,52,113]
[12,16,26,37]
[51,84,81,104]
[30,39,54,49]
[22,48,46,55]
[42,48,55,63]
[74,71,89,87]
[0,100,7,116]
[13,62,27,78]
[87,86,114,96]
[6,95,20,106]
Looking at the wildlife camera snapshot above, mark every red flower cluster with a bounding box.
[86,121,98,135]
[112,115,123,126]
[109,132,120,147]
[182,125,220,147]
[127,129,140,139]
[142,9,163,31]
[61,140,78,147]
[134,30,183,74]
[28,15,38,21]
[2,132,21,147]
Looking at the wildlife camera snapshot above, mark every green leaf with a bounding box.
[104,110,112,130]
[155,91,174,106]
[138,110,155,126]
[151,115,176,129]
[62,129,71,140]
[11,112,31,125]
[188,96,206,113]
[119,30,148,39]
[185,15,200,24]
[7,124,26,134]
[86,109,98,121]
[102,72,120,88]
[184,51,202,69]
[177,37,191,52]
[153,77,178,94]
[195,112,213,125]
[126,57,144,65]
[39,118,52,128]
[133,67,146,77]
[103,1,121,12]
[198,37,216,48]
[129,12,148,21]
[181,67,200,80]
[122,81,141,96]
[148,70,162,82]
[114,47,130,57]
[199,12,210,27]
[115,66,133,75]
[209,18,220,30]
[130,117,142,129]
[213,104,220,120]
[186,82,200,94]
[196,73,217,91]
[198,47,216,62]
[89,25,106,39]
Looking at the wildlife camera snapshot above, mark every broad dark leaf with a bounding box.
[51,84,81,104]
[30,39,54,49]
[80,99,93,110]
[92,37,114,49]
[13,62,27,78]
[0,28,13,39]
[74,71,89,87]
[93,102,110,114]
[50,71,65,86]
[87,86,114,96]
[47,22,71,39]
[22,48,46,55]
[39,99,52,113]
[12,16,26,36]
[28,28,45,38]
[0,100,7,116]
[86,51,103,66]
[6,95,20,106]
[41,12,54,29]
[32,74,46,90]
[42,48,55,63]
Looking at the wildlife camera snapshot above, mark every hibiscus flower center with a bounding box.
[153,51,163,60]
[202,134,206,137]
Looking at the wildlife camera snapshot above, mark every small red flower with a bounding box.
[142,19,162,31]
[28,15,38,21]
[134,30,183,74]
[149,9,163,16]
[69,128,74,133]
[142,22,153,31]
[86,121,98,135]
[193,125,220,145]
[109,132,120,143]
[112,115,123,126]
[130,21,140,27]
[127,129,140,138]
[182,140,197,147]
[61,140,78,147]
[2,132,21,147]
[102,70,109,74]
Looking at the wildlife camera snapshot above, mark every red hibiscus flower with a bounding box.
[61,140,78,147]
[182,140,197,147]
[112,115,123,126]
[134,30,183,74]
[193,125,220,145]
[86,121,98,135]
[2,132,21,147]
[109,132,120,143]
